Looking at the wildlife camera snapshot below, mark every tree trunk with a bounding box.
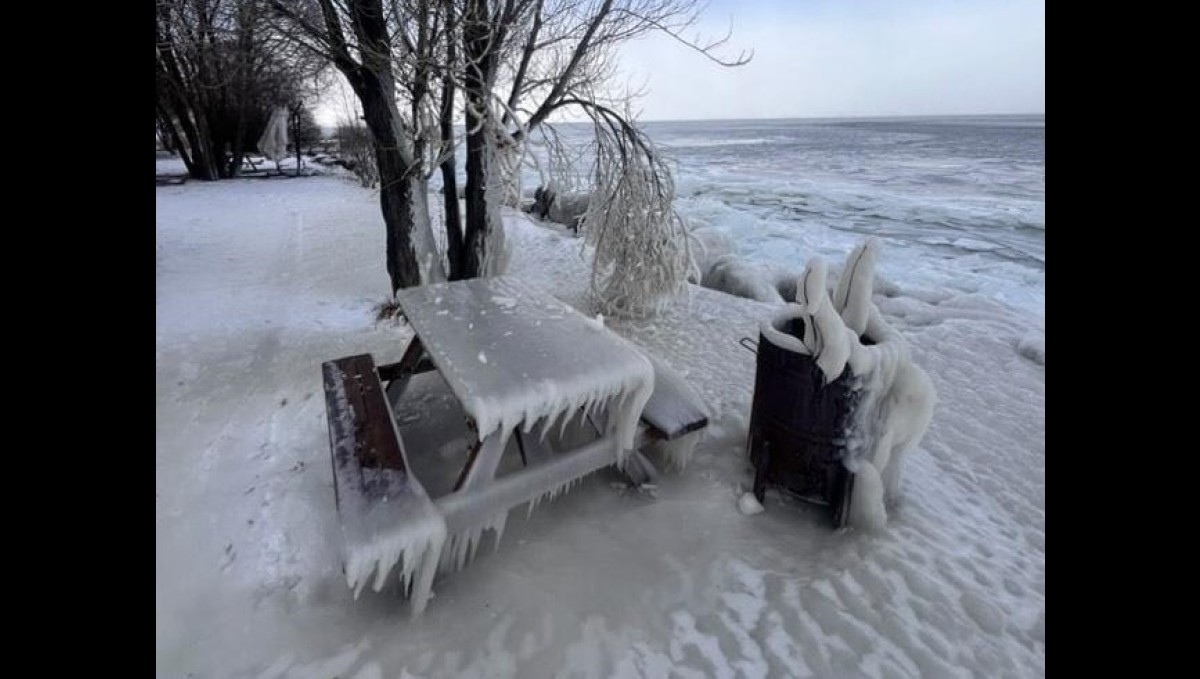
[439,40,463,279]
[354,75,427,293]
[185,113,221,181]
[292,105,302,177]
[440,157,463,279]
[461,0,506,278]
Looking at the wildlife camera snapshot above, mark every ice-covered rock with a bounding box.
[689,227,736,283]
[702,254,785,304]
[529,185,591,233]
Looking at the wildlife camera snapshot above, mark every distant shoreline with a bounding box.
[627,113,1045,126]
[530,113,1044,127]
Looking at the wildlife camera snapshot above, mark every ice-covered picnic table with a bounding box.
[395,275,654,456]
[333,275,656,616]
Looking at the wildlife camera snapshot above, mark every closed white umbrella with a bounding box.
[257,106,289,163]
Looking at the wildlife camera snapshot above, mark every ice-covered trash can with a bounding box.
[742,238,937,531]
[746,310,865,528]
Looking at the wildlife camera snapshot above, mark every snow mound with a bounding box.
[737,492,765,515]
[702,254,785,304]
[1017,333,1045,364]
[689,227,736,282]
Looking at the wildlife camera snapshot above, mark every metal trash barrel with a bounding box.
[746,313,864,528]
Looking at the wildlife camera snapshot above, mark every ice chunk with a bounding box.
[842,307,938,526]
[849,462,887,531]
[738,492,765,516]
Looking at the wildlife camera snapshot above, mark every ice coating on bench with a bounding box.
[323,362,447,616]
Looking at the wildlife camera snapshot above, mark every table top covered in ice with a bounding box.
[395,276,654,450]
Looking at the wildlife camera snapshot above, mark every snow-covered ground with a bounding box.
[156,154,325,178]
[157,175,1044,677]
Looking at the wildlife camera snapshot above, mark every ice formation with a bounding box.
[343,503,446,613]
[256,106,289,161]
[688,227,736,283]
[738,492,765,516]
[841,265,936,529]
[847,460,886,529]
[702,254,786,304]
[646,428,705,472]
[433,434,624,572]
[396,276,654,460]
[439,511,510,574]
[637,355,710,470]
[792,257,854,382]
[547,191,591,231]
[832,237,880,335]
[325,363,448,617]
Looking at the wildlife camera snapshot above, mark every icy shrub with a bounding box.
[584,157,694,318]
[335,123,379,188]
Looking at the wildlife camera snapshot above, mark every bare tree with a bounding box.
[269,0,448,291]
[455,0,749,308]
[156,0,326,180]
[269,0,748,299]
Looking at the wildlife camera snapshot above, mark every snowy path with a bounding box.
[157,178,1044,678]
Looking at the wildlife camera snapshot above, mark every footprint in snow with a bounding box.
[220,544,236,571]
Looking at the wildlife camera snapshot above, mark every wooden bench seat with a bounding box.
[640,355,708,440]
[322,354,407,475]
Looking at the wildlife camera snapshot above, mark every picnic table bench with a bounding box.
[322,276,707,615]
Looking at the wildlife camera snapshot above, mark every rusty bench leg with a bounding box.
[382,336,430,406]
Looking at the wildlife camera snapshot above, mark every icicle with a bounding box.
[468,527,483,564]
[833,238,880,336]
[343,512,447,617]
[491,513,509,552]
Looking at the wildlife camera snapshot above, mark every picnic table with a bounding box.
[326,275,707,615]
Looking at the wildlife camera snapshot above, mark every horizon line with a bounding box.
[625,111,1046,124]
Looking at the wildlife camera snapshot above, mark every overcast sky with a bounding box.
[315,0,1044,126]
[616,0,1045,121]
